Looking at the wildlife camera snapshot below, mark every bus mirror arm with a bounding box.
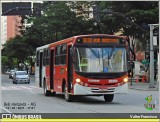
[70,46,74,56]
[128,61,131,74]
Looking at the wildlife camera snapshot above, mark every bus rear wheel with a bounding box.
[104,94,114,102]
[44,80,51,96]
[64,84,73,102]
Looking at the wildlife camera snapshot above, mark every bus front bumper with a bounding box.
[73,83,128,95]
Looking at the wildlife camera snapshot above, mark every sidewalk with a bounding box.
[128,81,159,91]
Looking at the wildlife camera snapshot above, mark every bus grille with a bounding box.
[90,83,117,86]
[91,88,115,93]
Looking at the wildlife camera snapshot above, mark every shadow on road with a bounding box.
[46,94,121,105]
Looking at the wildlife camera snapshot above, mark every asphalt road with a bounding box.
[1,74,159,114]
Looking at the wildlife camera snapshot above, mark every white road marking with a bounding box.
[10,86,21,90]
[29,86,41,89]
[18,86,31,90]
[1,86,41,91]
[1,87,7,90]
[1,107,12,113]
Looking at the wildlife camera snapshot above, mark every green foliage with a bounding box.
[1,55,17,70]
[98,1,158,35]
[96,1,158,52]
[2,36,33,69]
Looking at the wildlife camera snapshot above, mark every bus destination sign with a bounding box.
[76,37,125,44]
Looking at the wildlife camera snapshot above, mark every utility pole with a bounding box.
[0,0,2,114]
[149,24,159,88]
[149,24,155,88]
[158,28,160,89]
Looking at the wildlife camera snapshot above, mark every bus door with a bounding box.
[50,49,54,89]
[39,52,43,87]
[67,46,73,92]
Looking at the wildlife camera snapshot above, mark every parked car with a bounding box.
[5,70,10,74]
[133,61,146,77]
[13,71,30,84]
[9,70,15,79]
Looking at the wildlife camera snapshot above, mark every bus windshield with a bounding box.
[74,47,127,73]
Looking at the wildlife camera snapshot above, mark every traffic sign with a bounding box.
[2,2,32,15]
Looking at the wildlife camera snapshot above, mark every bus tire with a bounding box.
[104,94,114,102]
[64,84,73,102]
[44,79,51,96]
[51,91,56,96]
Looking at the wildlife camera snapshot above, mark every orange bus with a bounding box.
[35,34,129,102]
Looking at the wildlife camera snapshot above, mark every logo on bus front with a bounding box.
[99,88,107,91]
[108,79,118,83]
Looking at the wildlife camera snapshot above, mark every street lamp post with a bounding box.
[0,0,2,114]
[158,33,160,89]
[149,24,155,88]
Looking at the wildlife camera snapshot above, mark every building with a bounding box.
[67,1,93,20]
[1,16,7,47]
[7,16,22,40]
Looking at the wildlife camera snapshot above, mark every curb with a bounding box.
[129,87,159,91]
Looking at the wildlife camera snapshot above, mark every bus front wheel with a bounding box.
[64,84,73,102]
[104,94,114,102]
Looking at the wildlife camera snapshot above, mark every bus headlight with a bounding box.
[76,78,86,86]
[123,77,128,83]
[76,78,81,83]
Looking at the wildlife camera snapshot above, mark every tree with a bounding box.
[23,1,97,44]
[2,36,31,71]
[105,1,158,46]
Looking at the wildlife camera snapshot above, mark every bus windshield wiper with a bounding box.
[88,47,101,65]
[89,48,100,59]
[109,46,115,59]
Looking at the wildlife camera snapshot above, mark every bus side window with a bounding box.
[46,48,50,65]
[43,48,49,66]
[43,49,46,66]
[55,46,61,65]
[61,44,67,65]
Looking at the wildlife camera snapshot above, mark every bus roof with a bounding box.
[36,44,50,51]
[36,34,127,50]
[73,34,126,38]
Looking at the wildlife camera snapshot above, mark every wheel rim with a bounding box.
[64,86,68,100]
